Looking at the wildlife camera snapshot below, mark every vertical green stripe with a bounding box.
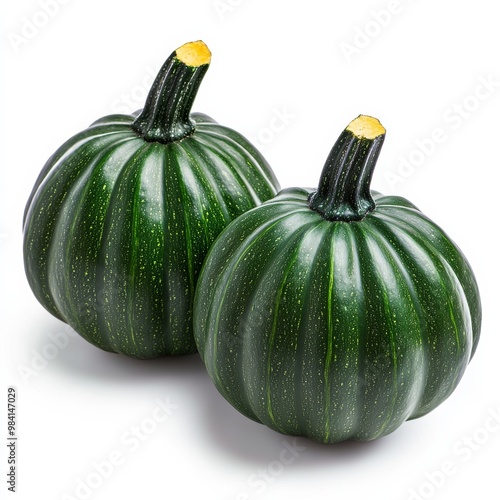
[323,224,337,441]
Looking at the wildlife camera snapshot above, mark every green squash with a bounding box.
[194,115,481,443]
[23,41,280,359]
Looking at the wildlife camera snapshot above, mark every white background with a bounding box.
[1,1,499,499]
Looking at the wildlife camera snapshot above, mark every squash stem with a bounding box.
[308,115,386,222]
[132,41,211,143]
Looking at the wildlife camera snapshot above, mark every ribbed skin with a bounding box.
[194,188,481,443]
[23,113,279,358]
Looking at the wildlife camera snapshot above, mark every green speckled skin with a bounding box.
[24,43,280,358]
[23,113,279,358]
[194,188,481,443]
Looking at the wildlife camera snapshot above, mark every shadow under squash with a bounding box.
[34,318,397,466]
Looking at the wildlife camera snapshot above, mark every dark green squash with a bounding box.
[194,115,481,443]
[23,41,280,359]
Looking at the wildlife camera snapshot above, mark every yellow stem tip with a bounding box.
[176,40,211,67]
[346,115,386,140]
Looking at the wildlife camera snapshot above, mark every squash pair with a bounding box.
[23,41,481,443]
